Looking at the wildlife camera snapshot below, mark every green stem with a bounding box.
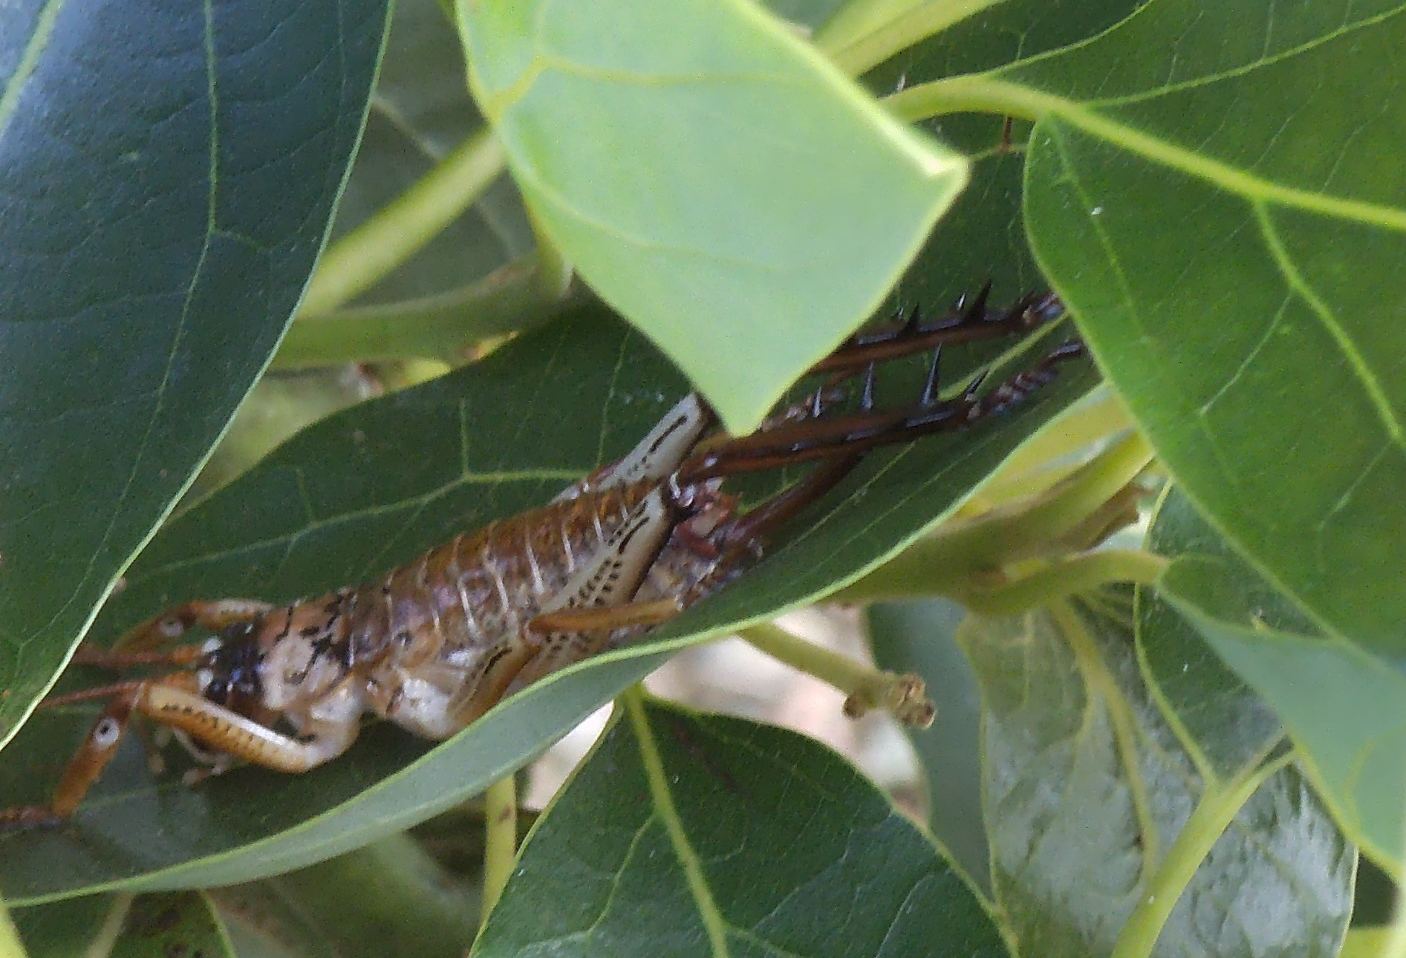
[834,430,1154,604]
[741,623,934,725]
[958,550,1168,616]
[274,253,579,368]
[300,127,507,316]
[0,898,24,958]
[886,73,1061,124]
[975,386,1136,505]
[818,0,1000,77]
[523,203,572,301]
[479,774,518,935]
[1109,752,1295,958]
[1386,905,1406,958]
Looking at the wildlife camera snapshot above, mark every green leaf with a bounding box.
[867,599,990,889]
[475,695,1007,957]
[0,303,1095,903]
[0,303,1094,900]
[0,0,392,749]
[16,892,233,958]
[1162,555,1406,878]
[989,0,1406,647]
[457,0,969,431]
[330,0,533,306]
[962,599,1353,956]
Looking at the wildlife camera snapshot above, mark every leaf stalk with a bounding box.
[478,774,518,938]
[818,0,1003,78]
[0,897,25,958]
[886,73,1058,124]
[741,623,934,726]
[300,126,507,316]
[957,549,1168,616]
[834,430,1155,604]
[1109,752,1295,958]
[273,253,581,368]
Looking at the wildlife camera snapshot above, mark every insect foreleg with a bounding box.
[0,679,359,831]
[114,599,275,651]
[0,690,139,830]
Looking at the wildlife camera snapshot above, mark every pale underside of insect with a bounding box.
[0,288,1084,830]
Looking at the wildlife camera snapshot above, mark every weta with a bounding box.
[0,289,1083,829]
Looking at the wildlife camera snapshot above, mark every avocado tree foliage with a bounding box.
[1,0,1401,955]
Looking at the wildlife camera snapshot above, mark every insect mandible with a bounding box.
[0,287,1082,830]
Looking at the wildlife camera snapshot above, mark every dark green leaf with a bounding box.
[475,696,1007,957]
[330,0,532,306]
[458,0,969,431]
[11,895,112,958]
[0,303,1096,902]
[188,369,379,504]
[213,835,476,958]
[0,0,392,747]
[962,599,1353,956]
[16,891,232,958]
[867,599,990,889]
[1009,0,1406,647]
[1162,557,1406,877]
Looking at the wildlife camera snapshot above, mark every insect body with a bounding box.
[0,290,1082,829]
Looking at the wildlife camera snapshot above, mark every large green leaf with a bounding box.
[330,0,532,307]
[0,302,1096,902]
[456,0,969,431]
[475,696,1006,957]
[972,0,1406,647]
[16,891,232,958]
[0,0,392,749]
[962,599,1353,956]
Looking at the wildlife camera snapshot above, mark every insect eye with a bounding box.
[205,679,229,704]
[92,717,121,748]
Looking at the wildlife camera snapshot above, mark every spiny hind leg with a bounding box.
[553,394,714,501]
[109,599,274,653]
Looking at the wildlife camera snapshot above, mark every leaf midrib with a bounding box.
[625,692,732,958]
